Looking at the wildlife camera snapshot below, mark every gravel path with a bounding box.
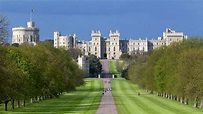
[97,60,118,114]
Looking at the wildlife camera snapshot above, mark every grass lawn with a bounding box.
[0,79,103,114]
[109,60,122,78]
[111,79,203,114]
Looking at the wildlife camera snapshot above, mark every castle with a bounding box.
[54,28,187,59]
[11,21,187,60]
[12,21,39,46]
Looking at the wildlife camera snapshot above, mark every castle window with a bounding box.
[138,43,139,45]
[95,47,97,51]
[113,47,116,51]
[109,48,110,51]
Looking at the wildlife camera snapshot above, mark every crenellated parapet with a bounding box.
[91,30,102,37]
[109,30,120,37]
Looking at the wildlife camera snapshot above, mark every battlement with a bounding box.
[109,30,120,37]
[91,30,101,37]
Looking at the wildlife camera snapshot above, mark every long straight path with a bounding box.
[100,59,110,73]
[97,59,117,114]
[96,78,117,114]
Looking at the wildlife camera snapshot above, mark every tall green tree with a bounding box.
[88,54,102,77]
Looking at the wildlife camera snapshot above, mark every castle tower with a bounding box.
[91,31,102,58]
[109,30,120,59]
[54,32,60,48]
[73,34,77,48]
[12,21,39,45]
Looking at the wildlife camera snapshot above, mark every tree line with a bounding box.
[0,42,85,111]
[127,38,203,108]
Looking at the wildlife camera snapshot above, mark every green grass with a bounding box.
[0,79,103,114]
[109,60,122,78]
[111,79,203,114]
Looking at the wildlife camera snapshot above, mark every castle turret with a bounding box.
[109,30,120,59]
[73,33,77,48]
[54,32,60,48]
[27,21,35,28]
[91,31,102,58]
[12,21,39,45]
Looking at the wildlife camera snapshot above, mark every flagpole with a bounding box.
[30,9,34,21]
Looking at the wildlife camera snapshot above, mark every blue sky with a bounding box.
[1,0,203,42]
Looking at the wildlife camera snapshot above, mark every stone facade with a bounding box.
[54,28,187,59]
[12,21,39,45]
[54,32,77,49]
[77,56,89,77]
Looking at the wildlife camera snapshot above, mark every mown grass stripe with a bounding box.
[1,79,102,114]
[124,81,162,114]
[117,79,158,114]
[112,79,203,114]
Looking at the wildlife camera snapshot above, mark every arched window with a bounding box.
[113,47,116,51]
[95,47,97,51]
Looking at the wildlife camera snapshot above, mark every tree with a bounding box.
[68,48,82,60]
[119,53,130,60]
[0,42,85,111]
[0,15,9,45]
[88,54,102,77]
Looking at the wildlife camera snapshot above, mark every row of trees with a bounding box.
[0,42,85,111]
[128,38,203,108]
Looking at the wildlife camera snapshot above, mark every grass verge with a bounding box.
[111,79,203,114]
[109,60,122,78]
[0,79,103,114]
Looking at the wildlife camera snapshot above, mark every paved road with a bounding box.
[100,59,110,73]
[97,60,117,114]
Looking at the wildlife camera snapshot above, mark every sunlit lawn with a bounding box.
[111,79,203,114]
[0,79,103,114]
[109,60,122,78]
